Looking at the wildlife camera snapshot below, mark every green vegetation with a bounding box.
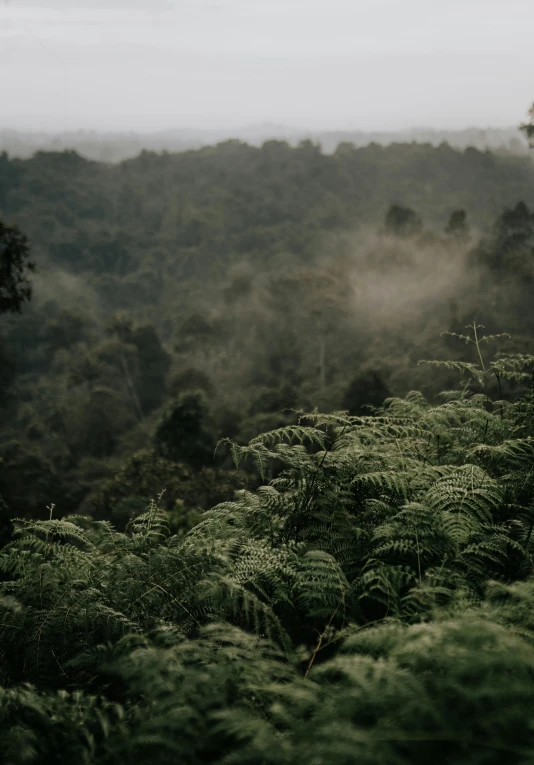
[1,140,534,527]
[1,327,534,762]
[0,220,34,315]
[2,134,534,761]
[520,103,534,146]
[1,125,530,163]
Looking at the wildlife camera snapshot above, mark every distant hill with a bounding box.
[2,139,534,247]
[0,125,529,164]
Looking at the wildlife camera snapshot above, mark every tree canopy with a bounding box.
[520,103,534,146]
[0,220,34,314]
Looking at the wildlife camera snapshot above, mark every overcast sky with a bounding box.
[1,0,533,132]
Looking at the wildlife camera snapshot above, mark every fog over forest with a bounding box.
[2,1,534,763]
[2,133,534,530]
[0,125,530,163]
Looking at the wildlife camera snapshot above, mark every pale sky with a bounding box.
[1,0,533,132]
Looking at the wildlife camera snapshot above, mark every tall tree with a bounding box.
[0,220,35,314]
[384,205,423,238]
[154,391,216,468]
[445,209,469,238]
[520,103,534,147]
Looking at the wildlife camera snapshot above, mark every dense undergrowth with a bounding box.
[1,326,534,763]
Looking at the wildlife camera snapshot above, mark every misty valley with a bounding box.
[2,128,534,763]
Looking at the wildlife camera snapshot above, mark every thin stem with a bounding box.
[415,530,422,585]
[305,607,339,678]
[472,323,486,375]
[494,370,504,419]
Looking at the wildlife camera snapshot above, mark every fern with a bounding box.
[2,325,534,761]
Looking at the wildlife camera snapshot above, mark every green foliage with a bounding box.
[0,333,534,761]
[3,142,534,520]
[342,370,391,416]
[4,139,534,759]
[384,204,423,237]
[154,391,216,468]
[0,219,34,314]
[486,201,534,277]
[445,208,469,238]
[520,103,534,147]
[85,447,246,521]
[0,440,57,519]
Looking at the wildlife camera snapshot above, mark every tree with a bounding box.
[0,439,57,519]
[174,314,214,356]
[0,220,35,314]
[384,204,423,238]
[130,325,171,413]
[0,342,16,400]
[342,370,391,416]
[154,391,216,468]
[445,209,469,238]
[267,268,353,390]
[492,201,534,271]
[105,317,171,415]
[520,103,534,147]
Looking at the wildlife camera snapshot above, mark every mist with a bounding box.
[2,0,533,133]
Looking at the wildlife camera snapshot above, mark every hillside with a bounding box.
[1,139,534,525]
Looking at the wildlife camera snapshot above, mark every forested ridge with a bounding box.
[0,125,530,163]
[2,137,534,762]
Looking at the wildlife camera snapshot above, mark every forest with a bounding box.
[1,125,529,163]
[1,122,534,762]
